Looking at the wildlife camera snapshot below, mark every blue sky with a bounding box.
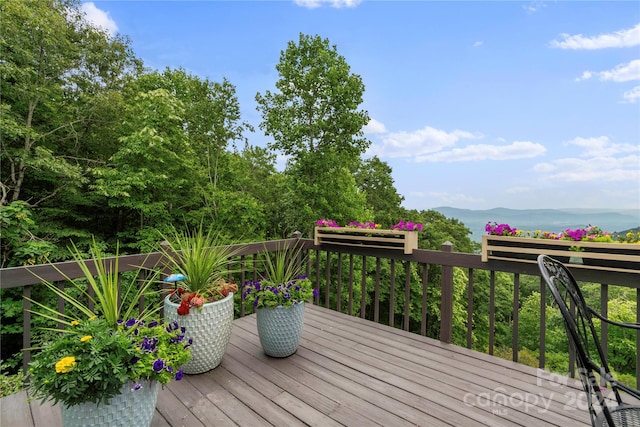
[83,1,639,212]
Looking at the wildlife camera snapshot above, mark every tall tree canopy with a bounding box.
[0,0,141,207]
[256,33,372,232]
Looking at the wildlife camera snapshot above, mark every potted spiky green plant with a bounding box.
[26,238,191,427]
[242,241,317,357]
[159,224,242,374]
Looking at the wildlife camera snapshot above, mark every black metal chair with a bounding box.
[537,254,640,426]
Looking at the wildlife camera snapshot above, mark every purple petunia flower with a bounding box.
[152,358,165,372]
[148,321,158,328]
[125,318,137,327]
[131,382,142,391]
[175,370,184,381]
[129,356,140,365]
[312,289,320,298]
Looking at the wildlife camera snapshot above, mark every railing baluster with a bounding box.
[403,261,410,331]
[325,251,331,308]
[466,269,474,349]
[336,253,342,313]
[540,276,547,370]
[637,288,639,389]
[23,284,31,376]
[374,258,381,323]
[360,255,367,319]
[57,282,65,330]
[389,259,396,327]
[513,273,520,362]
[489,270,495,355]
[420,263,428,337]
[439,242,453,344]
[348,254,354,316]
[314,250,321,305]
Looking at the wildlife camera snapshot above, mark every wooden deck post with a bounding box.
[440,241,454,344]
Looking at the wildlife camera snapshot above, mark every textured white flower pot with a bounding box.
[61,379,158,427]
[256,301,305,358]
[164,292,234,374]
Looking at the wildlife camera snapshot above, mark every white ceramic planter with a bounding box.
[61,379,158,427]
[256,301,305,358]
[164,292,234,374]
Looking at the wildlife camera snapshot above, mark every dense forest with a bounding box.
[0,0,636,388]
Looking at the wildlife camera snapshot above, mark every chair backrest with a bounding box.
[537,254,624,426]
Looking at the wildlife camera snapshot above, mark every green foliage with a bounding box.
[0,201,56,267]
[243,241,315,309]
[27,317,191,407]
[0,361,24,398]
[158,224,242,300]
[28,238,161,326]
[354,156,404,226]
[256,33,372,234]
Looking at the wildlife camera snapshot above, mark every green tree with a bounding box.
[256,33,371,232]
[354,156,404,227]
[0,0,142,253]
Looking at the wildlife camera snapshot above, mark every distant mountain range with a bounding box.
[431,207,640,242]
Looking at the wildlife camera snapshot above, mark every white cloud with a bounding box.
[538,157,639,182]
[367,125,546,163]
[473,41,483,47]
[81,2,118,36]
[534,136,640,183]
[622,86,640,103]
[550,23,640,50]
[523,2,546,14]
[428,192,485,205]
[566,136,640,157]
[575,71,593,82]
[418,140,546,162]
[294,0,362,8]
[363,118,387,134]
[368,126,481,158]
[597,60,640,82]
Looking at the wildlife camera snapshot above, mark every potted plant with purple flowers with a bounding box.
[242,241,318,357]
[26,239,191,427]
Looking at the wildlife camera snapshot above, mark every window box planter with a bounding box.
[314,227,419,254]
[481,235,640,274]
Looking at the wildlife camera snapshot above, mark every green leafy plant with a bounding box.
[25,238,191,407]
[158,224,242,315]
[0,360,24,398]
[27,316,191,407]
[242,241,318,309]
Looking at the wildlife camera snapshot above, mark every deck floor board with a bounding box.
[0,304,592,427]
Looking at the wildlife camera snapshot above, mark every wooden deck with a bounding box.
[1,304,590,427]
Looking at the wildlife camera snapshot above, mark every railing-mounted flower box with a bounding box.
[315,227,419,254]
[482,223,640,274]
[314,220,423,254]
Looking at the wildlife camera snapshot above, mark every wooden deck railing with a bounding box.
[1,234,638,387]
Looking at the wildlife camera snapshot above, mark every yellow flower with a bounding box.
[80,335,92,342]
[70,320,80,326]
[89,315,97,321]
[55,356,76,373]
